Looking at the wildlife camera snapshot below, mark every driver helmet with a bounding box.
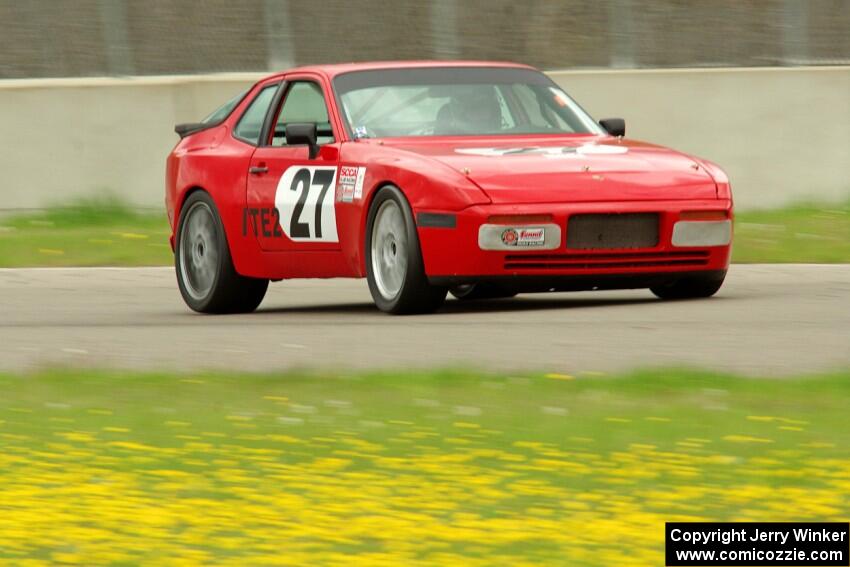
[452,86,502,132]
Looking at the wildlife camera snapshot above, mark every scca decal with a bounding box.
[242,208,283,238]
[275,166,339,242]
[337,165,366,202]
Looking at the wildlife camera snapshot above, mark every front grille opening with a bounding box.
[567,213,659,250]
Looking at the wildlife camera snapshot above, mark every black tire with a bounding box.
[175,191,268,314]
[365,185,448,314]
[450,283,518,301]
[650,272,726,300]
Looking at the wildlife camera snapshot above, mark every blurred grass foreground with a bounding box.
[2,368,849,565]
[0,197,170,268]
[1,198,849,267]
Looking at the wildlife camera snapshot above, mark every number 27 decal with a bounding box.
[274,166,339,242]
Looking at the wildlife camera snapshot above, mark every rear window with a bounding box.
[233,85,279,145]
[201,89,248,125]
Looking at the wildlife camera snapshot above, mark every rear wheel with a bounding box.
[650,272,726,300]
[175,191,268,313]
[365,186,447,314]
[450,283,518,301]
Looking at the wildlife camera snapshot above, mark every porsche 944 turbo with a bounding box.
[166,62,732,314]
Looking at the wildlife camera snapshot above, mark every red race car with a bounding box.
[166,61,732,314]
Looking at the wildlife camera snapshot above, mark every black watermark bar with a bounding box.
[666,523,849,566]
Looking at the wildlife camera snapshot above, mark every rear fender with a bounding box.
[171,150,267,278]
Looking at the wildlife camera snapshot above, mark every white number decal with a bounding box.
[275,166,339,242]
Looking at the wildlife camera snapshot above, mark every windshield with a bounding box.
[334,67,603,138]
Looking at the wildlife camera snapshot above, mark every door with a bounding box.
[246,78,341,252]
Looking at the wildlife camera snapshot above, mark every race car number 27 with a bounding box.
[274,166,339,242]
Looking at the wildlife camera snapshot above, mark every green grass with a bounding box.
[733,201,850,263]
[0,197,171,267]
[2,368,849,564]
[1,198,849,267]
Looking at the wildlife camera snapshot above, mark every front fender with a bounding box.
[338,142,491,276]
[690,156,733,202]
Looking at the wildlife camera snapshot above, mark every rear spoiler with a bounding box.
[174,122,210,138]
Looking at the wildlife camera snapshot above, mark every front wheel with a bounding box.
[650,272,726,300]
[365,186,447,314]
[175,191,268,313]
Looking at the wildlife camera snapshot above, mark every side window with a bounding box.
[233,84,278,145]
[272,81,335,147]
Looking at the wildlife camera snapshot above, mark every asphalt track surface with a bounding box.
[1,265,848,376]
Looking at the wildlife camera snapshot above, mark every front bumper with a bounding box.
[417,199,733,282]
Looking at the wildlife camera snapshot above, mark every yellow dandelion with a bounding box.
[113,232,149,239]
[723,435,774,444]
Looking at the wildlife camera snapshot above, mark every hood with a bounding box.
[380,136,718,204]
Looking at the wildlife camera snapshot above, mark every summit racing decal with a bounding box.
[337,166,367,203]
[455,144,628,158]
[501,227,546,247]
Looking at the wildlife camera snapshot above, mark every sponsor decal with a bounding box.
[501,228,518,246]
[338,166,357,202]
[517,227,546,246]
[577,144,629,155]
[337,166,367,203]
[455,144,628,158]
[354,166,366,199]
[501,227,546,247]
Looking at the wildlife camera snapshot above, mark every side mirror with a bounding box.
[285,123,319,159]
[599,118,625,137]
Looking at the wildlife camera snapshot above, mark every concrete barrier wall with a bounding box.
[550,67,850,210]
[0,73,261,212]
[0,67,847,212]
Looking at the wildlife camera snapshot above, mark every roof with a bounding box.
[276,60,536,80]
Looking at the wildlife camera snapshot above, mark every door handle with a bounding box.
[249,166,268,175]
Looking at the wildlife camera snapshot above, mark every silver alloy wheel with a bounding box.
[179,201,219,301]
[371,199,408,300]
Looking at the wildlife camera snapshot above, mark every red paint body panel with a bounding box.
[165,61,733,286]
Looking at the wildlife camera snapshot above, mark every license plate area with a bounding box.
[566,213,659,250]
